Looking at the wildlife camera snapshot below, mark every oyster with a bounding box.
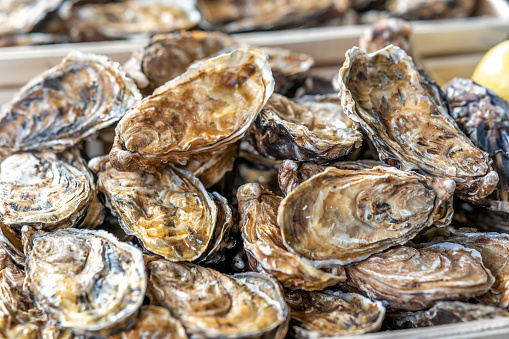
[285,290,385,337]
[109,306,187,339]
[237,145,283,196]
[123,30,236,95]
[278,166,455,266]
[110,47,273,172]
[0,0,64,35]
[247,93,362,163]
[25,228,146,337]
[146,258,289,338]
[238,183,346,291]
[386,0,477,20]
[91,156,233,263]
[387,301,509,329]
[338,45,498,202]
[0,52,141,156]
[359,18,413,54]
[295,94,356,129]
[346,244,494,311]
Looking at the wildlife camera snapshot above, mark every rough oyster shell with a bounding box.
[124,30,236,95]
[237,183,346,291]
[0,0,64,35]
[359,18,413,54]
[110,47,274,172]
[285,290,385,338]
[337,45,498,202]
[0,52,141,156]
[295,94,356,129]
[247,93,362,163]
[146,257,289,338]
[24,228,146,337]
[278,166,455,266]
[386,0,477,20]
[346,243,494,311]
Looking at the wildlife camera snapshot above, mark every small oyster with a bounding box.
[338,45,498,202]
[346,244,494,311]
[25,228,146,337]
[285,290,385,338]
[91,156,233,263]
[237,183,346,291]
[110,47,273,172]
[278,166,455,266]
[387,301,509,329]
[146,258,289,338]
[0,52,141,156]
[0,0,64,35]
[359,18,413,54]
[248,93,362,163]
[124,30,236,95]
[109,306,188,339]
[386,0,477,20]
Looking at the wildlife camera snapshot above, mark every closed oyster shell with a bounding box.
[285,290,385,338]
[146,258,289,338]
[387,301,509,329]
[248,93,362,163]
[237,183,346,291]
[24,228,146,337]
[0,0,64,35]
[386,0,477,20]
[0,52,141,156]
[278,166,455,266]
[346,243,494,311]
[337,45,498,202]
[109,306,188,339]
[110,47,273,172]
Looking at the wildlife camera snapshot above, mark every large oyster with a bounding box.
[337,45,498,202]
[237,183,346,291]
[247,93,362,163]
[278,166,455,266]
[285,290,385,338]
[24,228,146,337]
[386,0,477,20]
[0,0,64,35]
[0,52,141,156]
[110,47,273,172]
[90,156,233,263]
[346,244,494,311]
[146,258,289,338]
[124,30,236,95]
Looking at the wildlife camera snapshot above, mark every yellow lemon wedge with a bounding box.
[472,40,509,101]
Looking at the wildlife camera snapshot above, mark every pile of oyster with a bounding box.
[1,20,509,338]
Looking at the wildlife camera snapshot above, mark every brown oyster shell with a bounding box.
[237,148,283,196]
[109,306,188,339]
[110,47,274,172]
[359,18,413,54]
[0,52,141,156]
[0,0,64,35]
[247,93,362,163]
[294,94,356,129]
[146,257,289,338]
[124,30,236,94]
[346,244,494,311]
[237,183,346,291]
[386,0,477,20]
[337,45,498,202]
[24,228,146,337]
[278,166,455,266]
[285,290,385,338]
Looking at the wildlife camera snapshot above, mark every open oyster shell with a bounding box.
[237,183,346,291]
[346,243,494,311]
[386,0,477,20]
[24,228,146,337]
[110,47,274,172]
[0,0,64,36]
[278,166,455,266]
[337,45,498,202]
[0,52,141,157]
[146,257,289,338]
[285,290,385,338]
[247,93,362,163]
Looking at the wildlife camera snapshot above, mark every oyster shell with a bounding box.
[110,47,273,172]
[386,0,477,20]
[285,290,385,338]
[359,18,413,54]
[109,306,188,339]
[0,52,141,156]
[295,94,356,129]
[0,0,64,35]
[237,146,283,196]
[337,45,498,202]
[247,93,362,162]
[387,301,509,329]
[237,183,346,291]
[146,257,289,338]
[346,244,494,311]
[278,166,455,266]
[124,30,236,95]
[25,228,146,337]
